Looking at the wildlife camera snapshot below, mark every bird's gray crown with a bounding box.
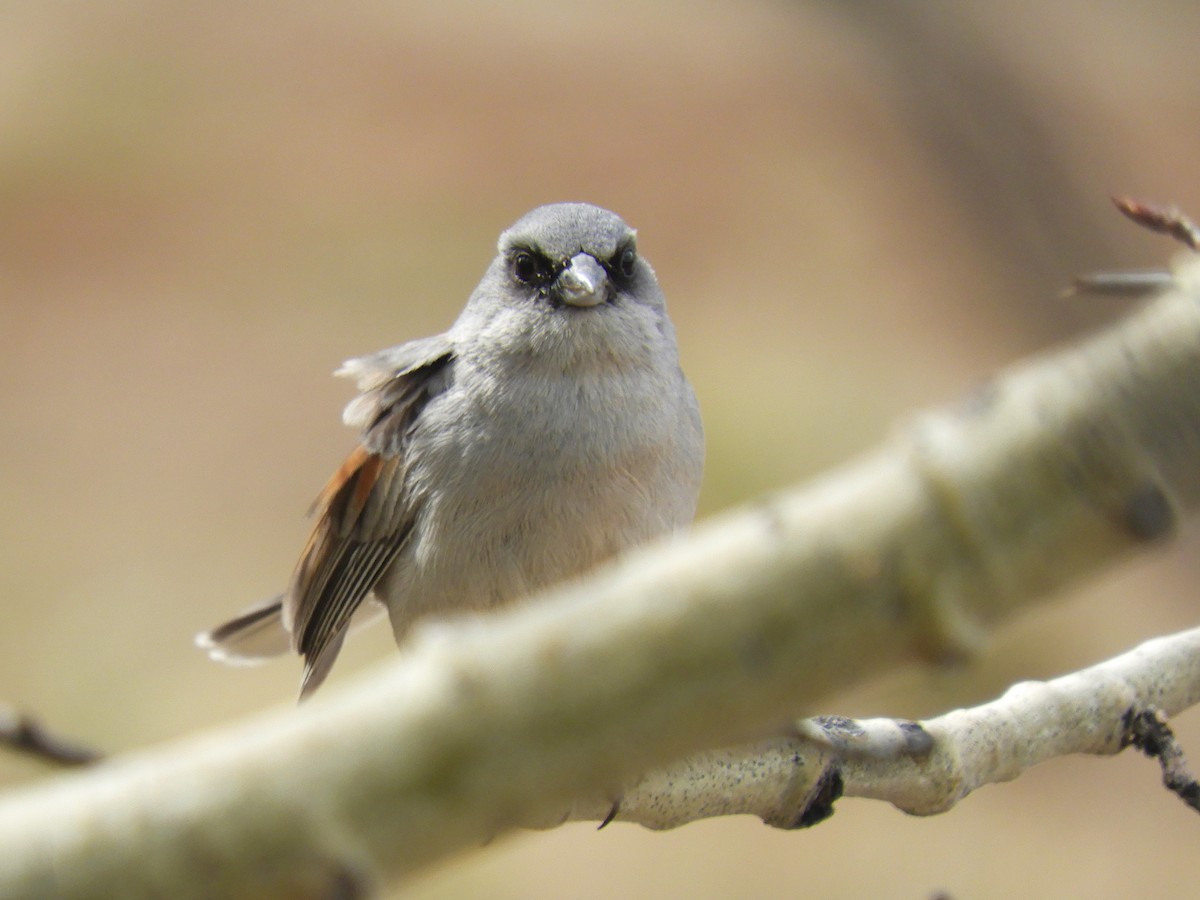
[498,203,636,262]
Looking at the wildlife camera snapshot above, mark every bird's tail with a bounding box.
[195,595,292,665]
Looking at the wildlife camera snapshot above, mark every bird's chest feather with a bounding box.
[398,363,681,598]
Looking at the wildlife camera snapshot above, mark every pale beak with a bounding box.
[555,253,609,308]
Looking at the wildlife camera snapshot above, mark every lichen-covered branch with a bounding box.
[0,269,1197,898]
[552,627,1200,829]
[843,626,1200,813]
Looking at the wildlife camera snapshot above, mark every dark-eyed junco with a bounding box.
[198,203,704,698]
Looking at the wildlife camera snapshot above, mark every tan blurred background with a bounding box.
[2,2,1200,896]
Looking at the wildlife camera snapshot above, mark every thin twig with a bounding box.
[1065,269,1173,298]
[0,707,102,767]
[1122,707,1200,814]
[1112,196,1200,251]
[1067,197,1198,297]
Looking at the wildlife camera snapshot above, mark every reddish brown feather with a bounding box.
[349,453,386,523]
[287,445,402,660]
[288,445,380,635]
[310,444,378,519]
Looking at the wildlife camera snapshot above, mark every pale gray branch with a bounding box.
[844,626,1200,814]
[552,628,1200,829]
[0,265,1198,898]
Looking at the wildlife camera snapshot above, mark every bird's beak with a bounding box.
[555,253,609,308]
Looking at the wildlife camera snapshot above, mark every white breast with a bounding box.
[376,347,702,640]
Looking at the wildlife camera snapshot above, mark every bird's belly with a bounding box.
[375,368,699,641]
[378,445,681,641]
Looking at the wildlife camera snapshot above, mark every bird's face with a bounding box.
[498,202,650,312]
[457,203,673,369]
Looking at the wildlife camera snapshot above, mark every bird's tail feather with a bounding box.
[195,595,291,665]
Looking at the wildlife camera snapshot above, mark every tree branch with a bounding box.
[1123,706,1200,813]
[547,627,1200,829]
[0,264,1198,898]
[0,707,102,768]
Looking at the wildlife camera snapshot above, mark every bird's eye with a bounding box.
[511,251,548,286]
[617,245,637,280]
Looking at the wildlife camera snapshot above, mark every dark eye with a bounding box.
[617,245,637,280]
[511,250,548,286]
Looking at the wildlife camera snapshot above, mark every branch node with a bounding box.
[801,715,934,760]
[899,416,997,664]
[778,763,843,830]
[1121,480,1176,542]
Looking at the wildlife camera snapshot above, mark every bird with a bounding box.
[197,202,704,699]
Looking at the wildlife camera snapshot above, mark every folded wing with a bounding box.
[286,336,455,698]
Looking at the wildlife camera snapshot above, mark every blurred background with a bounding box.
[2,1,1200,896]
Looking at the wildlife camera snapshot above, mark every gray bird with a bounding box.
[198,202,704,698]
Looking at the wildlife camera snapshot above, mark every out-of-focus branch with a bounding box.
[548,627,1200,829]
[0,707,102,767]
[0,264,1197,898]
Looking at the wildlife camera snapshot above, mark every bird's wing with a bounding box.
[286,335,455,698]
